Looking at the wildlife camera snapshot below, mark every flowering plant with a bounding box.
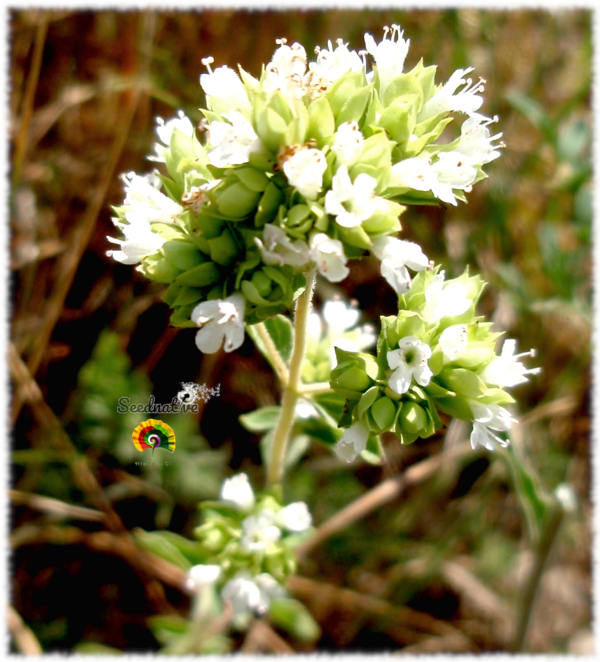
[110,24,541,646]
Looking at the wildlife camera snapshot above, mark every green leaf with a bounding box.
[248,314,294,368]
[173,262,221,288]
[133,529,192,570]
[239,406,281,432]
[269,598,321,643]
[147,615,189,645]
[501,444,551,542]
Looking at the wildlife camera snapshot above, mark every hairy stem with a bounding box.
[266,268,317,488]
[254,321,289,386]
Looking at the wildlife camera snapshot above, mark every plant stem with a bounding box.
[255,321,289,386]
[266,268,316,488]
[511,500,565,652]
[299,381,331,396]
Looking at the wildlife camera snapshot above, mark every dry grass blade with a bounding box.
[10,523,185,611]
[441,559,512,643]
[9,490,106,522]
[241,619,295,654]
[297,443,474,557]
[287,575,472,648]
[9,343,125,533]
[7,606,43,655]
[11,13,48,189]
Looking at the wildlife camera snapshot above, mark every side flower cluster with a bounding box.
[185,474,312,618]
[330,267,540,461]
[107,26,502,354]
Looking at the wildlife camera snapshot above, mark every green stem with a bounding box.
[255,321,289,386]
[299,381,331,396]
[266,268,317,488]
[511,500,564,652]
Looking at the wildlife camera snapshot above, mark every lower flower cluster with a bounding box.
[185,474,312,619]
[330,266,540,461]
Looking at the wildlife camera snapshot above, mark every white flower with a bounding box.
[264,39,307,100]
[296,400,318,419]
[106,212,165,265]
[310,299,376,364]
[148,110,195,162]
[364,25,410,94]
[438,324,468,361]
[479,339,541,388]
[254,573,286,605]
[283,148,327,200]
[422,271,472,323]
[185,564,222,592]
[221,574,262,617]
[391,156,436,193]
[455,115,504,166]
[387,336,433,395]
[309,233,350,283]
[391,153,476,206]
[419,67,485,121]
[206,111,260,168]
[277,502,312,532]
[254,224,310,268]
[200,58,252,115]
[221,573,285,618]
[331,121,364,166]
[323,300,376,353]
[305,39,363,98]
[371,236,430,294]
[470,402,517,451]
[325,166,377,228]
[429,152,477,206]
[335,420,369,463]
[554,484,577,514]
[334,325,377,356]
[121,172,183,224]
[192,293,246,354]
[240,510,282,552]
[220,473,255,510]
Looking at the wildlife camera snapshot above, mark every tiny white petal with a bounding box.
[192,293,246,354]
[277,502,312,532]
[309,233,350,283]
[185,564,222,591]
[283,148,327,200]
[335,421,369,463]
[220,473,255,510]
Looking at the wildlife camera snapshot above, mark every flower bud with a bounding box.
[368,395,398,432]
[161,239,208,272]
[255,182,285,228]
[139,254,185,284]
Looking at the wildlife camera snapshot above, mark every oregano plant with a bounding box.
[108,25,542,649]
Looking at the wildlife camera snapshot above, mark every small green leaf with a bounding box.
[133,529,192,570]
[239,406,281,432]
[269,598,321,643]
[248,314,294,368]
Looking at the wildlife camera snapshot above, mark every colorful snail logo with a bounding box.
[132,419,176,459]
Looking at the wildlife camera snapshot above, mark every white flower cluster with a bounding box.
[332,268,540,461]
[107,24,503,357]
[186,474,312,619]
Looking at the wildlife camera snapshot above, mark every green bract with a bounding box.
[330,267,516,446]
